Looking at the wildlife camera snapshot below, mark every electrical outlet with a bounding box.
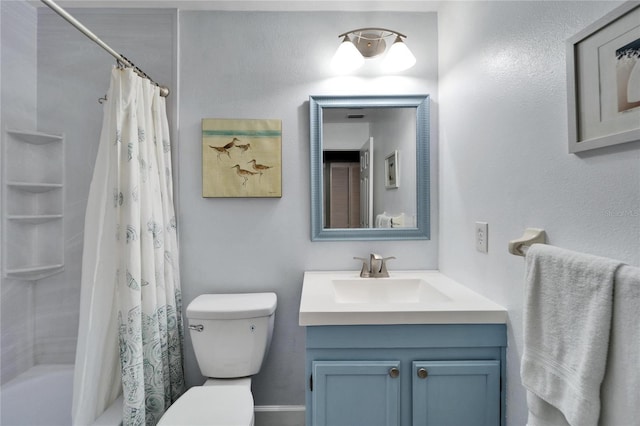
[475,222,488,253]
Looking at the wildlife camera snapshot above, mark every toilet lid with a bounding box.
[158,386,254,426]
[187,293,277,320]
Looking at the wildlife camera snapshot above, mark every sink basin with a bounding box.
[332,278,451,304]
[299,270,507,326]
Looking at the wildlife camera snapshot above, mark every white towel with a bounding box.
[390,213,405,228]
[599,264,640,425]
[375,212,392,228]
[521,244,623,426]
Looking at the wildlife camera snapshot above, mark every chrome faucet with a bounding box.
[354,253,396,278]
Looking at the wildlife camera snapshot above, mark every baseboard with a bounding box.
[254,405,305,426]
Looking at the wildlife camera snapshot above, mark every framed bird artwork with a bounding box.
[202,118,282,198]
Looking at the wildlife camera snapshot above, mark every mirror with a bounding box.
[309,95,430,241]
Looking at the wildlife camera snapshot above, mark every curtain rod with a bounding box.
[40,0,170,97]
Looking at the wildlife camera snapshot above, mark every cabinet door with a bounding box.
[412,360,500,426]
[312,360,401,426]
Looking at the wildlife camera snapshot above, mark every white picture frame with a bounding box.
[567,2,640,153]
[385,150,399,189]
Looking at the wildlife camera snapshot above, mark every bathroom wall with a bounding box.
[0,0,38,385]
[324,121,370,150]
[178,10,439,405]
[35,8,177,364]
[371,108,417,225]
[437,1,637,424]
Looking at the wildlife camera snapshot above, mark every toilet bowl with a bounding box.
[158,379,254,426]
[158,293,277,426]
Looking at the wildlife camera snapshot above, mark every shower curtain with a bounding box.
[72,67,185,426]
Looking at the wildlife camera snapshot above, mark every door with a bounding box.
[359,137,373,228]
[312,360,401,426]
[328,162,360,228]
[412,360,500,426]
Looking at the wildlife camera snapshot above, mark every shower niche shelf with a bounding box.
[3,129,65,280]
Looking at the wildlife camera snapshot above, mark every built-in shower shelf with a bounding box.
[7,182,63,193]
[7,215,63,224]
[5,264,65,280]
[3,128,65,280]
[6,129,63,145]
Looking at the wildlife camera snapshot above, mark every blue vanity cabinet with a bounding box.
[312,360,401,426]
[411,360,501,425]
[305,324,507,426]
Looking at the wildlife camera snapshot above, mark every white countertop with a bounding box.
[299,270,507,326]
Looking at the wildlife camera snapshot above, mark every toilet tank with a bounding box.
[187,293,277,378]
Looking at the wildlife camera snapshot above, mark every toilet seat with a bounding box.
[158,386,254,426]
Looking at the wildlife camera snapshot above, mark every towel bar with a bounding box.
[509,228,546,256]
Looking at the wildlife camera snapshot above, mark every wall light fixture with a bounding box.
[331,28,416,73]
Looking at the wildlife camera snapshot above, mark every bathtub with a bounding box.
[0,364,122,426]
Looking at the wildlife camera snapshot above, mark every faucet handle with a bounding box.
[379,256,396,278]
[353,257,370,278]
[369,253,384,274]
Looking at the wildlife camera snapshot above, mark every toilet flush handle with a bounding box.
[189,324,204,332]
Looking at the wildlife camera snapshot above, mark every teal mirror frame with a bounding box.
[309,94,431,241]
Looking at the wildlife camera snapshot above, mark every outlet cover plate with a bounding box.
[475,222,488,253]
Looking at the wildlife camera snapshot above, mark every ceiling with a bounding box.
[34,0,442,11]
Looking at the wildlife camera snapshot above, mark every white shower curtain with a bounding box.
[73,67,184,426]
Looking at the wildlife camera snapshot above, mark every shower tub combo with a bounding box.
[0,364,122,426]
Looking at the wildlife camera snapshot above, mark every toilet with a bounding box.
[158,292,277,426]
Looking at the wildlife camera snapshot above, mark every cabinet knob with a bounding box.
[388,367,400,378]
[417,368,428,379]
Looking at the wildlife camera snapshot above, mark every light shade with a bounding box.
[332,28,416,74]
[331,35,365,73]
[383,36,417,72]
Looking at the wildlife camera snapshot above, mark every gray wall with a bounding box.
[0,0,38,385]
[178,11,439,405]
[438,1,638,424]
